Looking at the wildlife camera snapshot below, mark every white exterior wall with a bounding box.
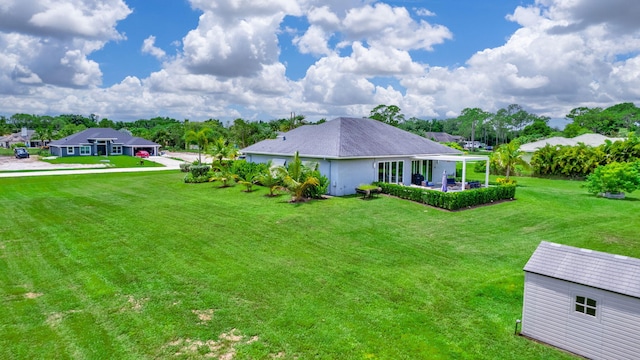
[245,154,426,196]
[431,161,457,184]
[522,272,640,360]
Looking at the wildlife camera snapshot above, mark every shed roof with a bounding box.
[524,241,640,298]
[242,117,461,159]
[50,128,159,147]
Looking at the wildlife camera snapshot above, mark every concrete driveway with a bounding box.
[0,153,190,178]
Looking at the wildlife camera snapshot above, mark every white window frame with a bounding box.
[378,161,404,184]
[571,292,601,321]
[111,145,122,155]
[66,147,74,155]
[80,146,91,156]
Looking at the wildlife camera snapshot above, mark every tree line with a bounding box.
[371,102,640,147]
[2,102,638,150]
[0,113,319,150]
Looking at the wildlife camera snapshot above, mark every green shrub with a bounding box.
[190,165,211,178]
[305,173,329,199]
[584,161,640,195]
[179,162,191,173]
[231,160,268,180]
[374,182,516,210]
[10,142,26,149]
[184,173,210,183]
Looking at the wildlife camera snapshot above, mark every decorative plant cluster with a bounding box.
[584,161,640,197]
[183,148,327,202]
[496,177,517,185]
[374,182,516,210]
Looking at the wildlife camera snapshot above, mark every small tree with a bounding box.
[237,169,259,192]
[275,151,319,202]
[585,161,640,196]
[258,161,284,197]
[210,137,238,169]
[492,140,528,179]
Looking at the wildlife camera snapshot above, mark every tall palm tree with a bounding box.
[494,140,528,179]
[275,151,319,202]
[184,127,214,164]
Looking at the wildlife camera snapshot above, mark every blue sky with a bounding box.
[1,0,640,123]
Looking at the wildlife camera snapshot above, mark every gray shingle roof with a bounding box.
[425,132,463,143]
[524,241,640,298]
[242,117,461,158]
[49,128,159,147]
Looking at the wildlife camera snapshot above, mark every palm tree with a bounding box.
[275,151,319,202]
[258,161,284,197]
[237,169,260,192]
[210,137,238,169]
[493,140,528,179]
[184,128,214,164]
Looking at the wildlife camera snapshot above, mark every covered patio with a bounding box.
[413,154,490,191]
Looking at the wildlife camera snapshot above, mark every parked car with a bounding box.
[14,147,29,159]
[135,150,150,158]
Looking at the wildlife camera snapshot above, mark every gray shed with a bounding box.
[522,241,640,360]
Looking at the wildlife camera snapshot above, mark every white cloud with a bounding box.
[0,0,129,92]
[415,8,436,17]
[3,0,640,123]
[180,12,282,77]
[293,25,333,56]
[142,36,167,60]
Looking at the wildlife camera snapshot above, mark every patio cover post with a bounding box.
[485,160,489,188]
[461,159,467,191]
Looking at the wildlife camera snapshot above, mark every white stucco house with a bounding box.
[522,241,640,360]
[241,117,488,196]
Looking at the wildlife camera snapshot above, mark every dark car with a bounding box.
[14,148,29,159]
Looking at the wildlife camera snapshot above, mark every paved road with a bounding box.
[0,156,183,178]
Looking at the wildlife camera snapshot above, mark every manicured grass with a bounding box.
[43,155,164,168]
[1,172,638,359]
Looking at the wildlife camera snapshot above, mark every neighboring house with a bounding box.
[520,134,624,153]
[519,134,624,162]
[0,128,47,148]
[242,117,469,196]
[49,128,160,157]
[424,132,463,143]
[522,241,640,360]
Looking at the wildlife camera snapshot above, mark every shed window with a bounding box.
[575,296,597,316]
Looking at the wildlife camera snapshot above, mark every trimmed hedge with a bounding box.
[373,182,516,211]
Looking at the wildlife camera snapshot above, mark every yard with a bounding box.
[1,172,638,359]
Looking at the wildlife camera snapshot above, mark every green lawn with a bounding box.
[1,172,638,359]
[42,155,164,168]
